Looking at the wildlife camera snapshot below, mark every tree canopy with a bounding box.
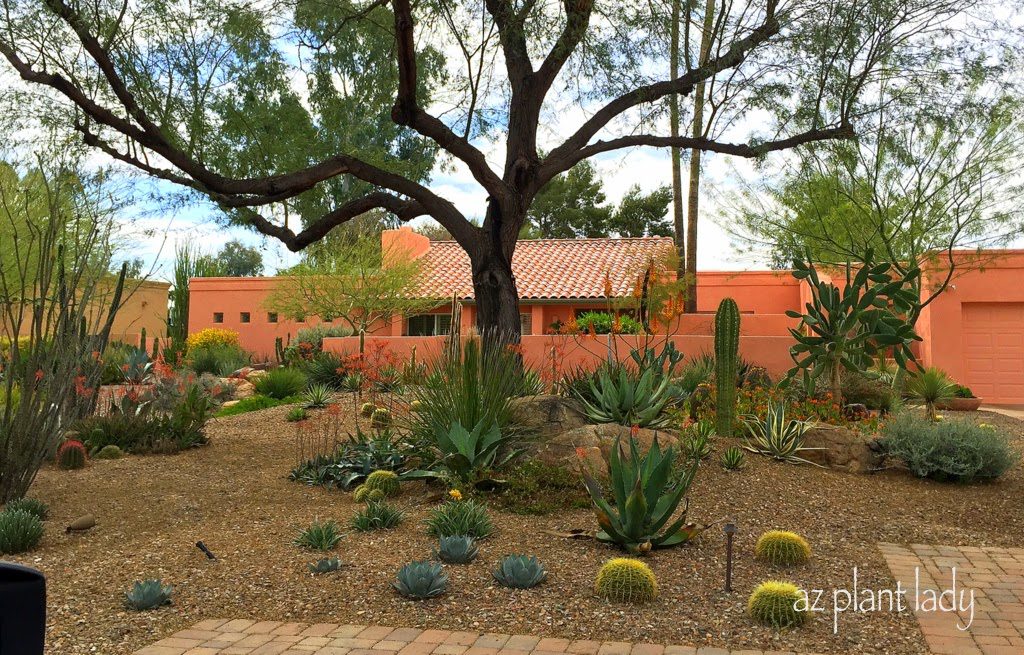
[214,240,264,277]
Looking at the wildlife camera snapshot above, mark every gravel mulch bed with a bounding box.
[8,407,1023,655]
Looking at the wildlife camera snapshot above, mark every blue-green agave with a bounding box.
[434,536,479,564]
[492,554,546,588]
[393,560,448,599]
[125,579,173,610]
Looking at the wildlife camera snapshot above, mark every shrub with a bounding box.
[294,520,343,550]
[906,367,955,420]
[741,402,821,465]
[492,554,546,588]
[720,446,745,470]
[188,343,251,376]
[0,509,44,554]
[287,407,309,422]
[842,372,897,412]
[364,470,400,497]
[304,352,349,389]
[748,581,807,628]
[574,311,643,335]
[351,501,405,531]
[434,536,478,564]
[595,558,658,603]
[879,413,1018,482]
[288,325,353,358]
[216,394,297,417]
[186,328,240,352]
[95,445,124,460]
[125,579,173,611]
[953,384,976,398]
[393,560,448,599]
[290,426,411,490]
[255,368,308,400]
[3,497,48,520]
[57,440,87,470]
[755,530,811,566]
[425,498,493,539]
[495,460,591,515]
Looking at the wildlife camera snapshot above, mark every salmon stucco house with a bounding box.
[188,228,1024,405]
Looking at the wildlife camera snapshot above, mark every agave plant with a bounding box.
[303,384,333,409]
[741,402,822,465]
[393,560,448,599]
[430,420,523,485]
[125,579,173,610]
[492,554,546,588]
[574,364,674,428]
[579,435,703,552]
[433,535,479,564]
[720,446,746,470]
[121,347,154,384]
[342,373,363,393]
[308,557,343,574]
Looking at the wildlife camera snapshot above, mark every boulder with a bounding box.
[800,425,881,473]
[533,423,679,469]
[510,395,589,441]
[231,379,256,399]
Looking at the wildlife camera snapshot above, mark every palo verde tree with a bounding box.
[0,0,1000,339]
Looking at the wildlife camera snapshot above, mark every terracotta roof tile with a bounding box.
[415,237,674,300]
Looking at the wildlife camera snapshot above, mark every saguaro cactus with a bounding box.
[714,298,741,436]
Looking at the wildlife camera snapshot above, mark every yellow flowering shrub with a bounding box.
[186,328,240,352]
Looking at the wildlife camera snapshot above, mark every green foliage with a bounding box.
[786,251,921,403]
[304,352,350,389]
[741,402,820,465]
[683,421,715,460]
[215,394,300,417]
[188,343,251,377]
[573,363,675,428]
[748,581,807,628]
[0,508,44,554]
[393,561,448,600]
[3,497,48,520]
[57,440,87,470]
[714,298,741,437]
[294,520,343,550]
[364,470,400,497]
[495,461,591,515]
[492,555,547,589]
[303,384,333,409]
[290,427,411,490]
[580,435,701,552]
[351,500,405,531]
[125,580,173,611]
[74,385,211,454]
[95,445,124,460]
[879,413,1018,482]
[433,536,479,564]
[720,447,746,471]
[755,531,812,566]
[287,407,309,422]
[953,384,976,399]
[255,368,309,400]
[215,239,264,276]
[906,367,955,420]
[841,372,898,412]
[574,311,643,335]
[430,420,523,485]
[595,558,658,604]
[342,373,364,393]
[308,557,343,574]
[425,499,494,539]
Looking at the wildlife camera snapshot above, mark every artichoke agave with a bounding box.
[580,435,704,552]
[574,365,674,428]
[308,557,343,574]
[492,554,547,588]
[393,560,448,599]
[125,579,173,610]
[434,536,479,564]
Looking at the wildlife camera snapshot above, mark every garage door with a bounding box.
[962,303,1024,404]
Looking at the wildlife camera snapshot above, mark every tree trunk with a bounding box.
[471,203,523,342]
[669,0,686,286]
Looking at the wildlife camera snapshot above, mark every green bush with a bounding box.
[574,311,643,335]
[255,368,308,400]
[95,445,124,460]
[425,499,493,539]
[215,394,299,417]
[842,372,897,412]
[3,497,48,520]
[495,461,591,515]
[189,343,251,376]
[304,352,349,389]
[879,412,1018,482]
[287,325,353,360]
[74,384,212,454]
[286,407,309,422]
[0,509,44,554]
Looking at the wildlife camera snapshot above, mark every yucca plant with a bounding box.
[684,432,713,461]
[4,497,48,520]
[125,579,173,610]
[342,373,363,393]
[573,364,674,428]
[741,402,822,465]
[303,384,333,409]
[906,367,955,421]
[720,446,746,470]
[579,435,703,552]
[351,501,405,531]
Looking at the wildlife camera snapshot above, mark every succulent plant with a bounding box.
[714,297,741,437]
[125,579,173,610]
[393,560,448,600]
[425,499,493,539]
[755,530,811,566]
[95,444,124,460]
[409,399,424,412]
[720,446,746,470]
[366,489,386,503]
[433,536,479,564]
[57,440,87,470]
[342,373,363,392]
[364,470,400,497]
[360,402,376,417]
[303,384,333,409]
[684,432,713,461]
[308,557,343,574]
[294,520,343,550]
[286,407,309,422]
[741,402,821,465]
[748,580,807,628]
[595,558,658,603]
[351,500,404,531]
[371,407,391,430]
[492,554,547,589]
[3,497,48,520]
[352,484,369,502]
[0,509,44,554]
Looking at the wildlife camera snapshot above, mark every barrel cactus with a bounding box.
[360,402,376,417]
[595,558,658,603]
[755,530,811,566]
[365,470,400,497]
[365,489,386,503]
[57,440,87,470]
[748,580,807,628]
[714,297,740,437]
[371,407,391,430]
[353,484,370,503]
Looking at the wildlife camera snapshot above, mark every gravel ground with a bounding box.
[9,406,1023,655]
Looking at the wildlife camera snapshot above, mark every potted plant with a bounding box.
[936,384,982,411]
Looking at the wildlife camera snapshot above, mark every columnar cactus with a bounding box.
[714,297,741,437]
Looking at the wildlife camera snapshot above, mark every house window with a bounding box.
[407,314,452,336]
[520,314,532,336]
[213,312,224,324]
[267,312,278,323]
[240,312,251,324]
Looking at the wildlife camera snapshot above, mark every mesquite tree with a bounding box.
[0,0,995,338]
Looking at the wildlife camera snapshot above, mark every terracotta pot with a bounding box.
[935,397,983,411]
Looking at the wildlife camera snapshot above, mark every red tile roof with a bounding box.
[416,237,675,301]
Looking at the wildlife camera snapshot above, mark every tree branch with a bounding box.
[533,0,594,97]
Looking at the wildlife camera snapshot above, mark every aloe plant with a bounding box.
[579,435,703,552]
[431,420,523,485]
[573,365,674,428]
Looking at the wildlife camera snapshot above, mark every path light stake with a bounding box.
[196,541,217,560]
[724,522,737,592]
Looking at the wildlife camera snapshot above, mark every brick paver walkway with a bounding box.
[131,620,821,655]
[879,543,1024,655]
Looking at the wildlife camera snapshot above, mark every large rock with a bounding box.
[229,378,256,399]
[510,395,589,441]
[533,423,679,470]
[801,425,881,473]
